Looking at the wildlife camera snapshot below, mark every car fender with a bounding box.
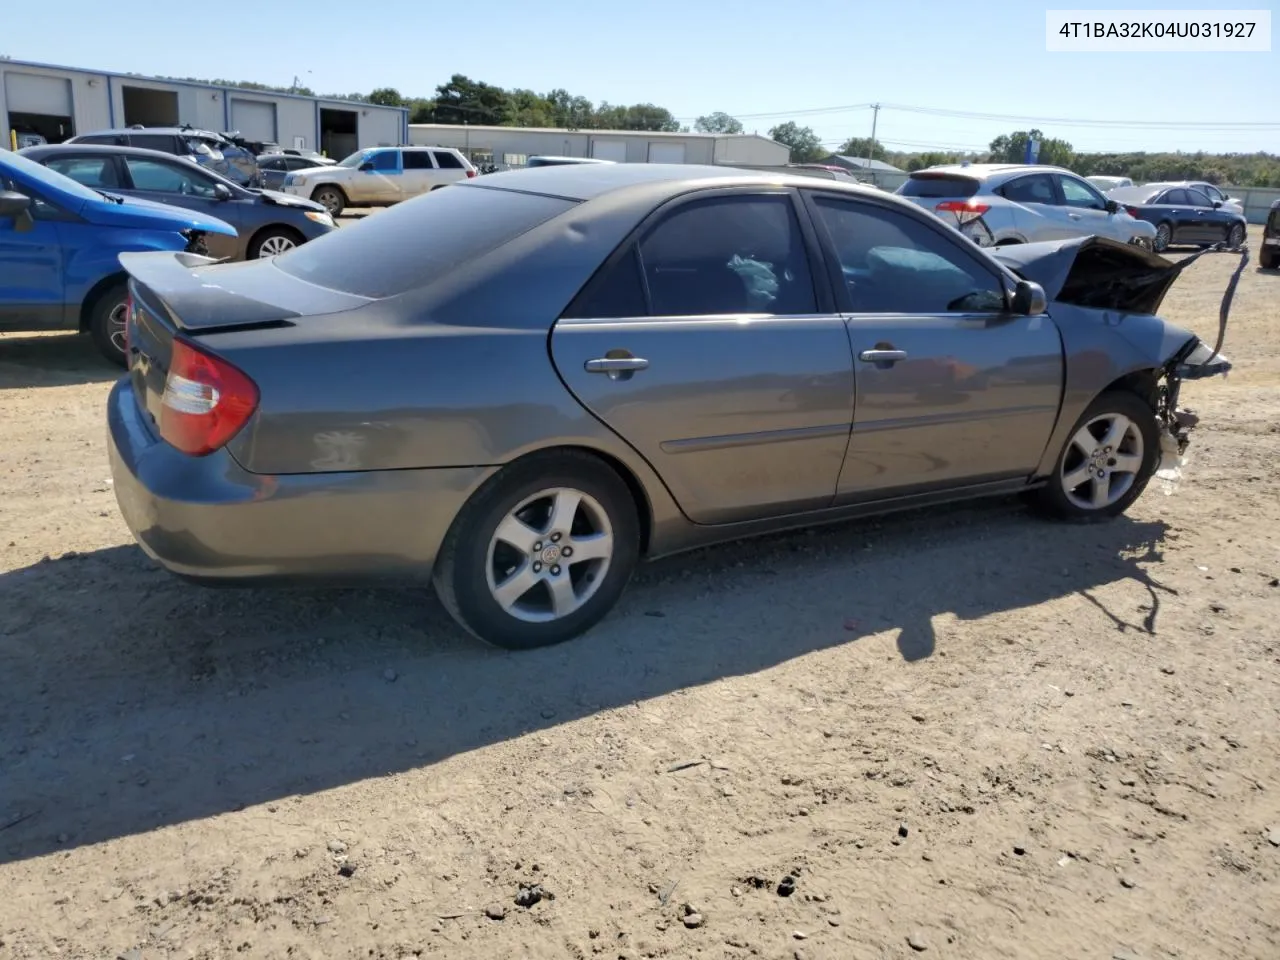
[62,229,192,314]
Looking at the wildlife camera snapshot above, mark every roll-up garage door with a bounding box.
[230,99,277,143]
[4,72,73,116]
[590,139,627,162]
[647,142,686,164]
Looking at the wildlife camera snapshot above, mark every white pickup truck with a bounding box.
[281,145,477,217]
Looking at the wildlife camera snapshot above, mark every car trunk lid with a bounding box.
[895,171,981,212]
[119,251,371,436]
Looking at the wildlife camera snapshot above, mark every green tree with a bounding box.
[768,122,824,163]
[839,136,886,161]
[432,74,513,126]
[695,112,744,134]
[988,129,1074,167]
[368,87,406,107]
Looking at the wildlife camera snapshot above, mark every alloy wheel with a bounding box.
[1228,224,1244,248]
[1155,223,1171,251]
[484,487,614,623]
[107,301,129,355]
[1059,413,1145,510]
[257,234,297,257]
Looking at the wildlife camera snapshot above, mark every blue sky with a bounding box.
[4,0,1277,153]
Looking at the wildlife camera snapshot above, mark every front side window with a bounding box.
[637,195,818,316]
[124,157,218,198]
[369,150,399,172]
[258,156,284,171]
[1059,176,1106,210]
[0,172,71,220]
[44,156,123,189]
[1199,184,1224,202]
[1185,189,1214,208]
[812,196,1006,314]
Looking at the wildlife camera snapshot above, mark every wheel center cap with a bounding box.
[540,545,562,565]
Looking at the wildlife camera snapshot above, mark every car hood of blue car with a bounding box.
[83,192,238,236]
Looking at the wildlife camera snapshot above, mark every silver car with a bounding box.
[897,163,1157,249]
[108,164,1230,651]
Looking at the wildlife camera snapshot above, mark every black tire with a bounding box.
[1261,248,1278,270]
[1153,221,1173,252]
[1033,390,1161,523]
[1227,223,1245,249]
[87,283,130,367]
[432,451,641,650]
[311,186,346,217]
[247,226,304,259]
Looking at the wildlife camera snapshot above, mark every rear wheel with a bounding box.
[1154,222,1173,252]
[247,226,303,259]
[87,283,129,367]
[432,451,641,650]
[312,186,346,217]
[1261,247,1278,270]
[1033,390,1160,522]
[1227,223,1245,248]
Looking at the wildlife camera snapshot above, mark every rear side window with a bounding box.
[258,156,284,171]
[274,185,576,298]
[403,151,433,170]
[899,175,979,199]
[76,134,125,146]
[432,150,465,169]
[1000,174,1056,205]
[563,247,648,318]
[130,134,178,153]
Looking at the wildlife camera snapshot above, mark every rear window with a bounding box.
[274,184,577,298]
[899,175,979,199]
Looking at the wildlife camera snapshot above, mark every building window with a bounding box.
[503,153,528,168]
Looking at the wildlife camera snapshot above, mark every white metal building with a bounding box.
[1,57,409,159]
[408,123,790,168]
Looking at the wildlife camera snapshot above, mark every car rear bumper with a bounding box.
[107,378,492,584]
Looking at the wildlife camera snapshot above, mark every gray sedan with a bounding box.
[20,144,337,260]
[108,164,1231,650]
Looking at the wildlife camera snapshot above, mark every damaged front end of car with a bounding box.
[991,235,1247,491]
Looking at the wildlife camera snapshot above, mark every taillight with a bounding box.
[159,338,259,456]
[466,169,477,178]
[1125,206,1140,218]
[935,199,991,224]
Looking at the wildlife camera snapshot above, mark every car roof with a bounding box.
[908,163,1074,181]
[457,161,896,204]
[23,143,215,162]
[1108,185,1166,203]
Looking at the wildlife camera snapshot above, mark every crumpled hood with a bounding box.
[255,189,327,212]
[80,193,238,237]
[989,235,1179,315]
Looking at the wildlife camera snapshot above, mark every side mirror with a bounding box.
[0,190,34,232]
[213,183,232,201]
[1212,200,1223,209]
[359,162,374,172]
[1011,279,1047,316]
[1104,199,1120,214]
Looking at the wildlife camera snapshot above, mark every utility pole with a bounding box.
[869,103,880,160]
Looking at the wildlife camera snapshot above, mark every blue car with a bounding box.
[0,149,237,366]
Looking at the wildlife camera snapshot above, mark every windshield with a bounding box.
[1,148,108,205]
[336,151,369,169]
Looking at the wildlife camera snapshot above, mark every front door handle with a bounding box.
[858,348,908,364]
[1068,213,1082,220]
[585,356,649,381]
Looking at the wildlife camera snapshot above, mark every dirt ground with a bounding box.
[1,228,1277,960]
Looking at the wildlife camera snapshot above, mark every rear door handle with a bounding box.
[858,348,908,364]
[1068,213,1082,220]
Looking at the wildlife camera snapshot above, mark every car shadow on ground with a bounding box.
[0,499,1170,864]
[0,333,120,389]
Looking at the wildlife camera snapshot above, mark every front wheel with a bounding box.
[248,226,303,259]
[87,283,130,367]
[1227,223,1245,248]
[432,451,641,650]
[1153,222,1172,252]
[1033,390,1160,522]
[311,186,346,217]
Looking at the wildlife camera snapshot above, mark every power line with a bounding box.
[877,103,1280,130]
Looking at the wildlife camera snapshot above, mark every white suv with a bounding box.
[281,146,476,217]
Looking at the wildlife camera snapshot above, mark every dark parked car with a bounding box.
[1108,183,1247,252]
[109,164,1231,651]
[256,152,336,191]
[0,149,235,365]
[65,125,260,187]
[1261,199,1280,270]
[21,144,337,262]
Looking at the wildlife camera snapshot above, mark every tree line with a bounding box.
[177,76,1280,188]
